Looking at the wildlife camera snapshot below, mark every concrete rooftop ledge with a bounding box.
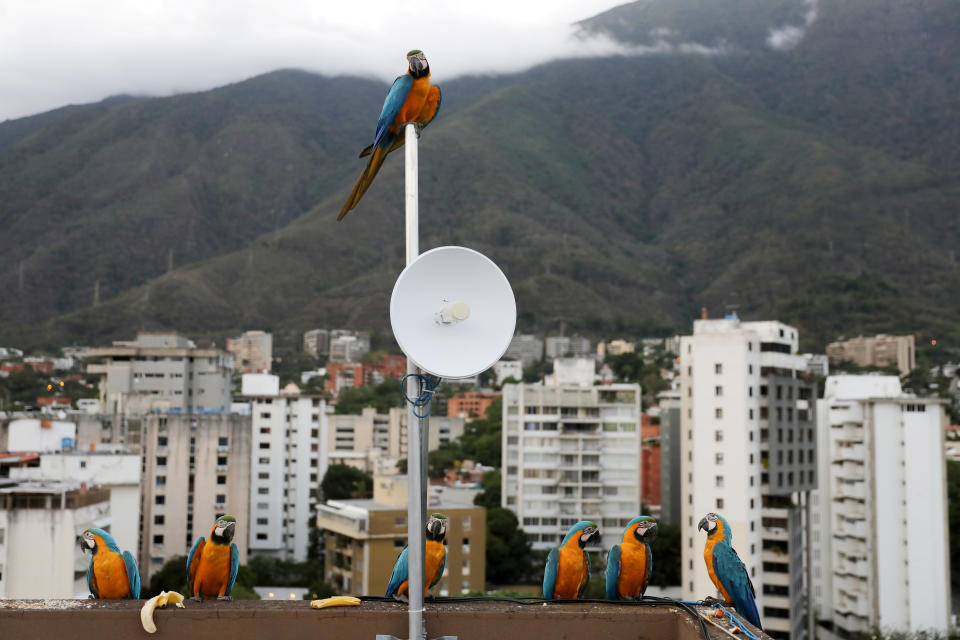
[0,598,768,640]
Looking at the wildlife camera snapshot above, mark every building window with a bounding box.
[156,456,167,467]
[760,385,768,397]
[715,408,723,419]
[716,498,724,509]
[218,437,229,446]
[154,515,165,525]
[259,443,270,449]
[218,456,228,465]
[153,535,164,545]
[155,476,166,486]
[715,476,724,488]
[260,412,271,419]
[155,495,165,505]
[749,409,754,420]
[462,517,471,531]
[258,487,269,495]
[714,430,723,442]
[217,475,227,485]
[157,436,168,447]
[256,533,268,540]
[748,387,753,397]
[216,494,226,504]
[257,518,268,525]
[258,472,269,480]
[715,386,723,397]
[715,453,724,465]
[715,363,722,374]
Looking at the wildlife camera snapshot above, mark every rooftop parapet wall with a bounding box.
[0,599,771,640]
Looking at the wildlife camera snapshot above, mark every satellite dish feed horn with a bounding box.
[390,246,516,380]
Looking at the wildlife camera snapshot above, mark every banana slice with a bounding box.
[140,590,186,633]
[310,596,361,609]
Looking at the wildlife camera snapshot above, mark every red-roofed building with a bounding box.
[326,362,365,394]
[447,392,501,419]
[37,397,71,408]
[364,354,406,385]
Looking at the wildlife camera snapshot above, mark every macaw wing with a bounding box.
[578,549,591,599]
[542,547,559,599]
[374,74,413,150]
[87,555,98,598]
[186,536,205,596]
[713,544,762,630]
[122,550,141,598]
[431,546,446,590]
[605,544,621,600]
[385,546,409,597]
[227,543,240,596]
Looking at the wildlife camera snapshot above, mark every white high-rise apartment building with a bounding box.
[501,359,642,551]
[0,482,111,598]
[680,318,817,640]
[226,330,273,373]
[244,375,329,562]
[87,332,234,414]
[812,376,950,635]
[139,413,251,582]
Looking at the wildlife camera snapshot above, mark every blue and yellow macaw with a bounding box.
[80,528,140,599]
[606,516,658,600]
[338,49,441,220]
[187,515,240,600]
[543,521,600,599]
[386,513,448,599]
[698,512,762,629]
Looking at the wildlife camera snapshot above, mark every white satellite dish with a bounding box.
[390,246,516,379]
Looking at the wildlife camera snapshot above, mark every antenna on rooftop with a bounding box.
[390,124,515,640]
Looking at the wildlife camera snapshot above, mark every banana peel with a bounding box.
[310,596,361,609]
[140,590,186,633]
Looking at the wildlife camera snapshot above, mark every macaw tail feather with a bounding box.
[733,594,762,630]
[360,137,405,159]
[337,146,389,220]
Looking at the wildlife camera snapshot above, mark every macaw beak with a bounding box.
[645,523,659,538]
[698,517,709,532]
[408,56,426,73]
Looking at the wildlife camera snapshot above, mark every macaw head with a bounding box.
[79,528,119,554]
[211,515,237,544]
[406,50,429,77]
[626,516,659,542]
[426,513,448,542]
[561,521,600,549]
[697,512,730,542]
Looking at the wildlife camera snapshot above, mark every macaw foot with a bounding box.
[393,594,409,604]
[702,596,722,605]
[191,594,203,602]
[217,596,233,601]
[88,594,96,600]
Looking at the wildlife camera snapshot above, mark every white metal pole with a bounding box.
[403,122,426,640]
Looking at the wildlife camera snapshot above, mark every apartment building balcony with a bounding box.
[832,461,864,481]
[833,481,867,501]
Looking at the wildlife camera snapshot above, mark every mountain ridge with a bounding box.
[2,0,958,352]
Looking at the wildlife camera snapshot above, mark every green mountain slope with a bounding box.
[2,0,959,351]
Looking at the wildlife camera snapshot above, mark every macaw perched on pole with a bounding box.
[338,49,441,220]
[80,528,141,599]
[386,513,448,600]
[698,512,762,629]
[187,515,240,600]
[542,521,600,599]
[606,516,658,600]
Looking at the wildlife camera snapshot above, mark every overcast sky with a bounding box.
[0,0,626,122]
